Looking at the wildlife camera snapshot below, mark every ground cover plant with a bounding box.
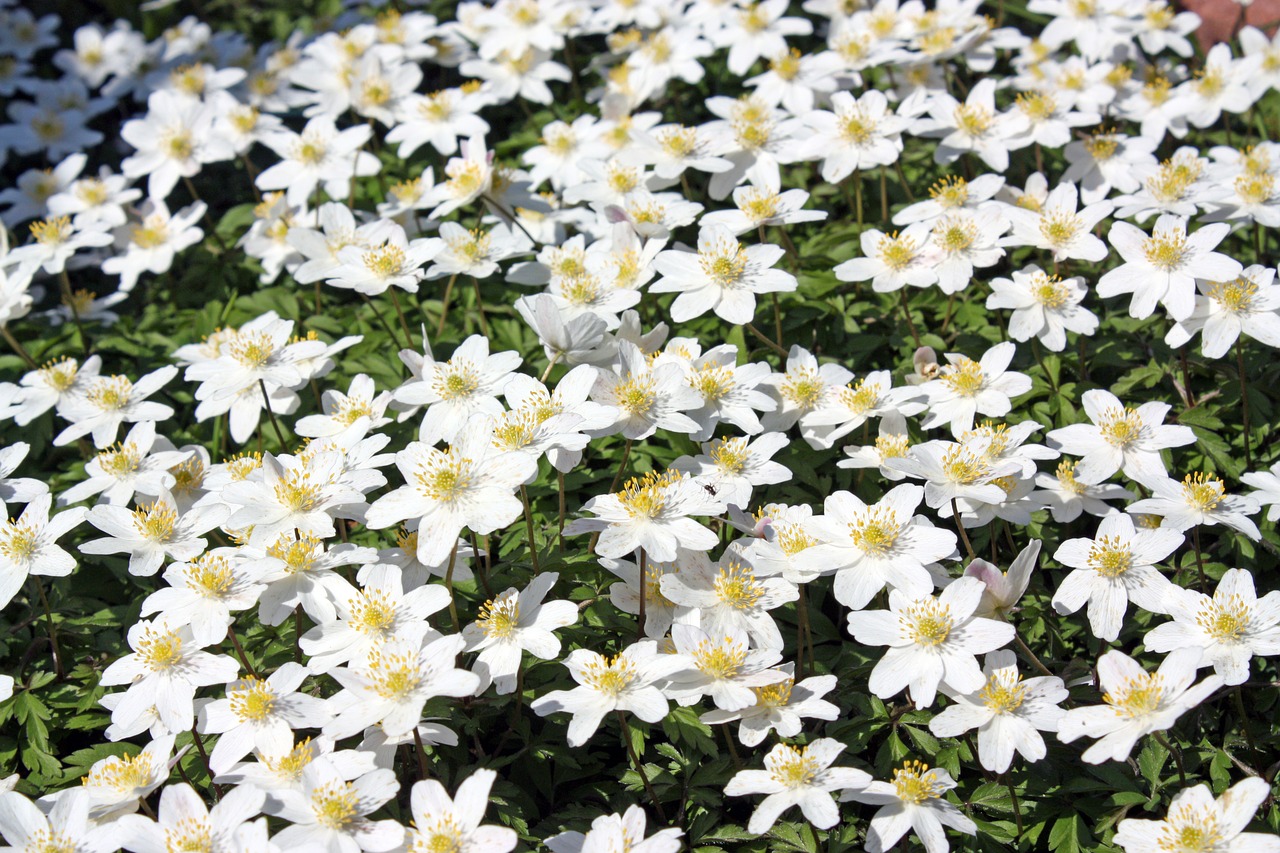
[1,0,1280,849]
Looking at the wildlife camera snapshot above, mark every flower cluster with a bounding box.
[0,0,1277,850]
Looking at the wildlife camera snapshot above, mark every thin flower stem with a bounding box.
[720,723,743,771]
[258,379,287,449]
[471,532,493,598]
[853,169,864,229]
[898,289,922,347]
[637,548,647,641]
[951,498,975,559]
[1153,731,1187,787]
[879,166,889,222]
[797,586,812,678]
[615,710,667,822]
[1238,340,1252,469]
[1077,334,1089,382]
[1191,526,1208,591]
[940,293,957,336]
[190,726,224,798]
[1233,685,1261,769]
[771,292,785,350]
[893,157,916,201]
[746,322,788,358]
[182,176,229,252]
[240,154,262,203]
[539,351,562,383]
[470,276,491,338]
[0,325,37,369]
[314,281,323,317]
[443,546,460,632]
[775,225,801,273]
[412,726,429,780]
[226,624,257,678]
[293,606,303,664]
[57,270,90,357]
[1011,632,1055,678]
[481,194,540,247]
[1005,775,1023,838]
[557,471,567,554]
[389,288,414,348]
[437,273,457,336]
[361,293,406,350]
[32,577,62,679]
[520,485,541,574]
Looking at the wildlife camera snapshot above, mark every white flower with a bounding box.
[661,547,796,649]
[0,443,44,517]
[79,734,178,819]
[101,198,206,292]
[1046,389,1196,487]
[531,640,685,747]
[257,115,379,207]
[463,571,579,694]
[801,90,907,183]
[392,335,521,446]
[55,365,178,449]
[115,783,265,852]
[834,224,938,293]
[845,577,1015,708]
[199,662,332,774]
[917,79,1016,171]
[806,484,956,610]
[842,760,977,853]
[701,664,840,747]
[1052,513,1181,642]
[1113,777,1277,853]
[1145,568,1280,685]
[324,634,480,739]
[100,618,240,735]
[725,738,871,835]
[650,225,796,325]
[0,789,111,853]
[405,769,517,853]
[1165,265,1280,358]
[670,432,791,511]
[269,761,403,853]
[928,650,1067,773]
[565,469,722,562]
[545,804,682,853]
[80,490,222,577]
[1128,472,1261,540]
[364,422,537,566]
[0,494,85,610]
[1057,648,1223,764]
[1098,214,1242,321]
[986,265,1097,352]
[920,343,1031,433]
[964,540,1042,619]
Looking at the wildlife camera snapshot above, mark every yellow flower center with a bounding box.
[230,677,278,721]
[1039,212,1081,247]
[614,375,656,415]
[699,239,749,288]
[83,751,153,793]
[876,434,911,459]
[132,502,177,542]
[366,649,422,699]
[583,654,638,696]
[311,782,360,829]
[900,599,955,646]
[136,625,185,671]
[1205,277,1258,313]
[942,446,991,484]
[363,245,408,278]
[1056,460,1088,495]
[188,555,236,597]
[1103,673,1165,718]
[477,594,521,639]
[617,471,680,519]
[1083,133,1119,161]
[714,561,765,610]
[942,357,985,396]
[1196,594,1250,641]
[414,449,473,502]
[1032,273,1070,308]
[929,176,970,208]
[935,217,978,254]
[691,364,735,401]
[878,231,917,270]
[849,507,900,556]
[350,588,397,635]
[769,744,821,786]
[1098,406,1144,446]
[1016,91,1057,122]
[954,103,993,136]
[29,216,72,245]
[979,669,1028,713]
[1181,472,1225,512]
[692,637,748,679]
[892,760,945,804]
[1088,535,1132,578]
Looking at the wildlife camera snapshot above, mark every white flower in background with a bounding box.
[651,224,796,325]
[1128,471,1261,540]
[1098,215,1242,322]
[463,571,579,694]
[1058,648,1223,764]
[1145,568,1280,686]
[405,770,517,853]
[531,640,686,747]
[1046,389,1196,487]
[55,366,178,449]
[842,760,977,853]
[725,738,871,835]
[1165,265,1280,358]
[257,115,379,207]
[846,577,1015,708]
[1113,777,1276,853]
[928,650,1068,773]
[986,266,1097,352]
[1051,513,1181,642]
